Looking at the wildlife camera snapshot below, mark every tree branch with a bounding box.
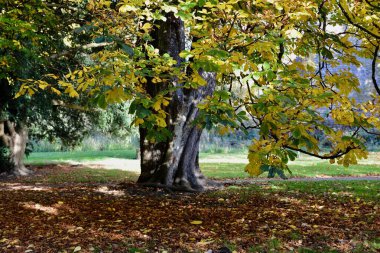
[0,121,11,147]
[337,2,380,39]
[365,0,380,10]
[5,121,16,136]
[360,126,380,136]
[372,45,380,95]
[52,99,93,112]
[82,41,114,49]
[284,145,353,160]
[50,42,115,59]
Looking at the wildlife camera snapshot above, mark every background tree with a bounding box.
[0,0,95,175]
[19,0,380,191]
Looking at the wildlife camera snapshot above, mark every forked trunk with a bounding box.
[137,14,216,191]
[138,72,216,191]
[0,121,31,176]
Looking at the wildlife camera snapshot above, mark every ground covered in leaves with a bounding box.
[0,165,379,253]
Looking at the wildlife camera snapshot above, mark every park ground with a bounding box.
[0,150,379,252]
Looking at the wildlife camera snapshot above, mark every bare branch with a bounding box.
[52,100,93,112]
[82,42,114,49]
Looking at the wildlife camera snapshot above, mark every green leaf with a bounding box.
[263,62,270,71]
[287,150,298,161]
[198,0,206,7]
[321,47,334,59]
[207,49,230,59]
[120,43,134,56]
[260,122,269,135]
[292,127,302,139]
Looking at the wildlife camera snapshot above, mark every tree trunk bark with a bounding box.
[0,121,32,176]
[137,14,216,191]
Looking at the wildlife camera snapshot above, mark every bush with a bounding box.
[0,143,13,173]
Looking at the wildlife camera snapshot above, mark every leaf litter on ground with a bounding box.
[0,164,378,252]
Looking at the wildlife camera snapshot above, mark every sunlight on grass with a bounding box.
[24,150,380,179]
[238,180,380,202]
[22,168,138,184]
[201,163,380,179]
[25,149,136,164]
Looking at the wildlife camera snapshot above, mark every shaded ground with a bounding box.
[0,165,379,252]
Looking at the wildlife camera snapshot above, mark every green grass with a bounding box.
[25,149,380,178]
[26,149,136,164]
[201,163,380,179]
[272,180,380,201]
[224,180,380,202]
[22,168,138,184]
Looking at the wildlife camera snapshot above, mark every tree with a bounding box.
[0,0,57,175]
[18,0,380,191]
[0,1,138,175]
[0,0,98,175]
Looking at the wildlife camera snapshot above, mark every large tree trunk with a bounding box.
[0,121,32,176]
[137,14,216,191]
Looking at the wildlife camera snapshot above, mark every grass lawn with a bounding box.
[223,180,380,202]
[26,149,380,178]
[201,163,380,179]
[26,149,137,164]
[22,167,139,184]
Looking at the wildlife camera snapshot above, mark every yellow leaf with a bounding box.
[38,81,49,90]
[51,87,62,95]
[190,220,203,225]
[119,4,138,13]
[14,91,23,99]
[153,100,161,111]
[69,89,79,98]
[28,87,35,96]
[134,118,144,126]
[218,126,230,135]
[142,23,152,33]
[156,117,167,128]
[192,72,207,86]
[162,98,170,106]
[245,162,263,177]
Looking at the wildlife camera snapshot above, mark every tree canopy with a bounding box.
[0,0,133,174]
[7,0,380,182]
